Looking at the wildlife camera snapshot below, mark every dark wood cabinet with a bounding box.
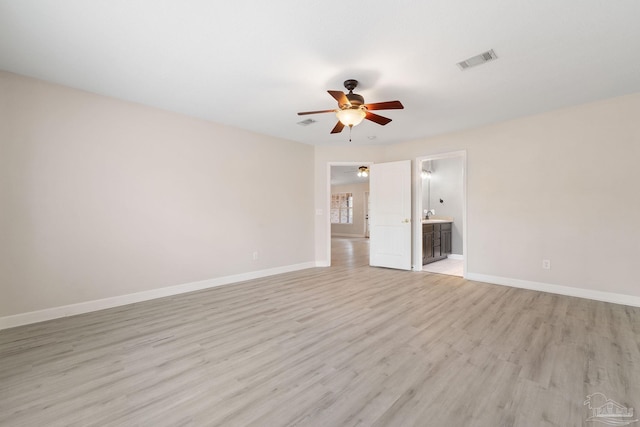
[441,229,452,255]
[422,228,434,261]
[422,222,452,265]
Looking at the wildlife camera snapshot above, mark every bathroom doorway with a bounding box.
[413,151,467,277]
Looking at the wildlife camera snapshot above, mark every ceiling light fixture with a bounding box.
[357,166,369,177]
[336,107,367,127]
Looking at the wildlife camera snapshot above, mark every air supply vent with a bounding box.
[297,118,317,126]
[457,49,498,70]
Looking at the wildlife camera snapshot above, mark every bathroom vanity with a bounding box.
[422,220,452,265]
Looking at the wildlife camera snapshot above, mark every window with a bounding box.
[331,192,353,224]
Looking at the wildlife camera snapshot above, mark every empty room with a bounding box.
[1,1,640,426]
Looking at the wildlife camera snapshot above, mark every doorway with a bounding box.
[328,162,372,266]
[413,151,467,277]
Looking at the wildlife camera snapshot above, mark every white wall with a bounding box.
[316,92,640,300]
[423,157,464,254]
[331,181,369,237]
[0,71,315,318]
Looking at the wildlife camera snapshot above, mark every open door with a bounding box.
[369,160,412,270]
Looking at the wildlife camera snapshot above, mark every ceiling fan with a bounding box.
[297,79,404,135]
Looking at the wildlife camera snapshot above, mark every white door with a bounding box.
[369,160,412,270]
[364,191,370,238]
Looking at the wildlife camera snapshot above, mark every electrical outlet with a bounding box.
[542,259,551,270]
[253,251,259,261]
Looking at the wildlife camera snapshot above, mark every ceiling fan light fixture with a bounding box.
[357,166,369,177]
[336,107,366,127]
[297,79,402,137]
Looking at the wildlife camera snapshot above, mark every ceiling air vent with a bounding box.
[297,118,317,126]
[457,49,498,70]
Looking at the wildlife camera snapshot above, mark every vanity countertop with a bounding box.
[422,219,453,224]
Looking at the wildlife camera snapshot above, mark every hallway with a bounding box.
[331,237,370,268]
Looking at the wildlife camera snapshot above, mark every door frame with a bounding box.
[413,151,467,276]
[325,161,373,266]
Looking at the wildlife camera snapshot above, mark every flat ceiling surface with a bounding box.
[331,165,370,186]
[1,1,639,146]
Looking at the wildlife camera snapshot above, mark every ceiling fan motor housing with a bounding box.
[346,93,364,107]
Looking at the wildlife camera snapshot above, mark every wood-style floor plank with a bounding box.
[1,237,639,426]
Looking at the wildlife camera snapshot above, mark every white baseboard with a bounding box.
[447,254,464,260]
[0,262,316,330]
[466,272,640,308]
[331,233,365,238]
[315,261,331,267]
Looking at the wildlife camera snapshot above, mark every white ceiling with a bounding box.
[1,1,639,146]
[331,165,370,186]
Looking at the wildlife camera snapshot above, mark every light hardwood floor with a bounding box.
[1,237,639,426]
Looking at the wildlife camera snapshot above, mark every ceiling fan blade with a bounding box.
[328,90,349,107]
[330,121,345,134]
[365,111,392,126]
[364,100,404,111]
[297,109,335,115]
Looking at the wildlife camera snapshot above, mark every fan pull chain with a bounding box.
[349,125,352,143]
